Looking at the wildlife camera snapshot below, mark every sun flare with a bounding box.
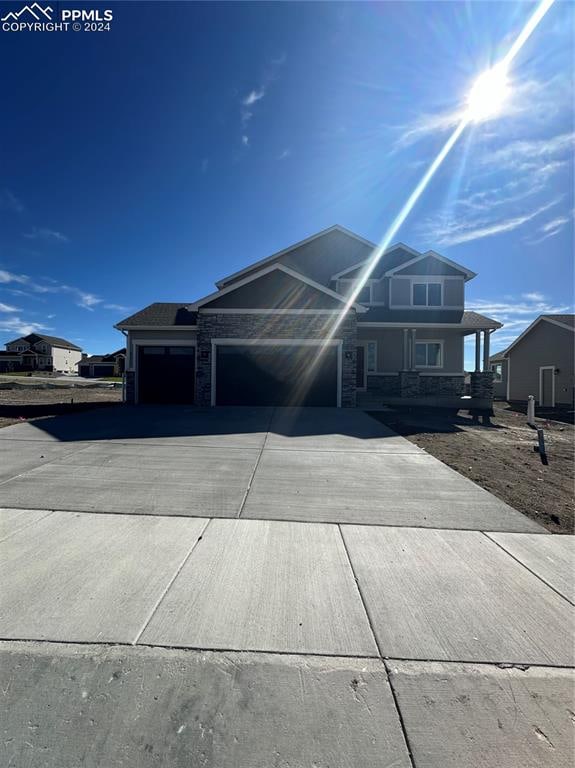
[466,64,510,123]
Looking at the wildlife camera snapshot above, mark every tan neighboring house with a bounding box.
[0,333,82,373]
[490,314,575,408]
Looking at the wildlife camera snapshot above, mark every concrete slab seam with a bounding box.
[336,524,416,766]
[0,441,96,489]
[0,510,56,544]
[131,518,212,645]
[237,407,275,518]
[482,531,575,607]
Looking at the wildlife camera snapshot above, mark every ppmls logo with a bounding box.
[1,3,52,22]
[1,2,114,31]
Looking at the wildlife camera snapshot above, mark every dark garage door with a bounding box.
[93,364,115,377]
[138,346,195,404]
[215,344,338,407]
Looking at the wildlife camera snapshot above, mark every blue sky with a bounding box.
[0,0,573,368]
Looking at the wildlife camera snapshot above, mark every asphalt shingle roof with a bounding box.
[5,333,82,351]
[116,303,197,328]
[542,314,575,328]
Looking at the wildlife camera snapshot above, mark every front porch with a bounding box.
[356,326,496,411]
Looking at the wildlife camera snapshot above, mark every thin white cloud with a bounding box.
[242,88,265,107]
[422,198,561,247]
[0,270,104,311]
[103,303,131,312]
[0,316,51,336]
[278,148,291,160]
[525,213,571,245]
[0,189,24,214]
[240,54,286,144]
[23,226,69,243]
[522,292,545,302]
[0,302,19,312]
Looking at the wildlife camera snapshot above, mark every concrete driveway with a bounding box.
[0,406,573,767]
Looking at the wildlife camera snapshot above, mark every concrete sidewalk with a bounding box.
[0,406,572,767]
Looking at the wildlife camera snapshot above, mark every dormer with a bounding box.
[331,245,475,311]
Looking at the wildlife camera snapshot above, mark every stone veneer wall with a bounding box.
[419,375,465,397]
[124,370,135,404]
[366,374,400,397]
[196,312,358,407]
[470,371,494,400]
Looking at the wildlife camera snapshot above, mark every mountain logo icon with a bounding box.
[1,3,53,22]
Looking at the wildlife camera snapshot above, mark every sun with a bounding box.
[466,64,510,123]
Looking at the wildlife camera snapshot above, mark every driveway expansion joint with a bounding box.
[482,531,575,606]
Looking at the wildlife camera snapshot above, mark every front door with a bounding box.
[356,346,366,390]
[540,367,554,407]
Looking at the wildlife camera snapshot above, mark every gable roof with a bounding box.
[77,348,126,365]
[116,304,198,329]
[386,251,476,281]
[5,333,82,351]
[502,313,575,356]
[194,263,368,312]
[331,243,421,280]
[215,225,377,289]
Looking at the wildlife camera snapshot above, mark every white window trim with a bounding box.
[130,339,197,405]
[412,279,443,308]
[538,365,555,408]
[337,278,375,304]
[210,338,343,407]
[415,339,444,369]
[355,341,377,391]
[389,276,464,310]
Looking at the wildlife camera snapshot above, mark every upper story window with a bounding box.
[413,282,442,307]
[337,279,373,304]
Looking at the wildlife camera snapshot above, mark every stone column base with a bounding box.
[124,371,135,403]
[399,371,421,398]
[470,371,494,400]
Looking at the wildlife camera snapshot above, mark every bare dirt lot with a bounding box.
[370,402,574,534]
[0,385,122,429]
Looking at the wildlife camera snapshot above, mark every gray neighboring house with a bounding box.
[490,314,575,408]
[77,348,126,378]
[116,225,501,408]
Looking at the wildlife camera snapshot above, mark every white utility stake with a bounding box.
[527,395,535,426]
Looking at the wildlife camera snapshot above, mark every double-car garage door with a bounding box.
[137,342,339,406]
[215,343,339,407]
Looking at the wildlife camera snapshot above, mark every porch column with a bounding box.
[474,331,481,372]
[482,330,490,371]
[402,328,409,370]
[410,329,417,370]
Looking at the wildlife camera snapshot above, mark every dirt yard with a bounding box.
[0,385,122,429]
[371,402,574,534]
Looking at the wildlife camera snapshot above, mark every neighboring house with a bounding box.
[116,225,501,408]
[0,333,82,373]
[489,349,509,400]
[490,314,575,408]
[77,348,126,378]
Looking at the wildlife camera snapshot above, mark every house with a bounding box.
[489,314,574,408]
[77,348,126,378]
[0,333,82,374]
[116,225,501,408]
[489,348,508,400]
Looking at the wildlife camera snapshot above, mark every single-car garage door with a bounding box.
[138,346,195,404]
[215,343,339,406]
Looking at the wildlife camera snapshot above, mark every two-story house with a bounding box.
[116,226,501,408]
[0,333,82,373]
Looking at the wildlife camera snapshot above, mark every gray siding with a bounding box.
[443,278,464,306]
[394,256,466,276]
[204,270,343,310]
[390,278,410,306]
[357,328,464,373]
[508,321,574,405]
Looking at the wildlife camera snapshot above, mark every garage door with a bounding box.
[93,364,115,377]
[215,344,339,407]
[138,346,195,404]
